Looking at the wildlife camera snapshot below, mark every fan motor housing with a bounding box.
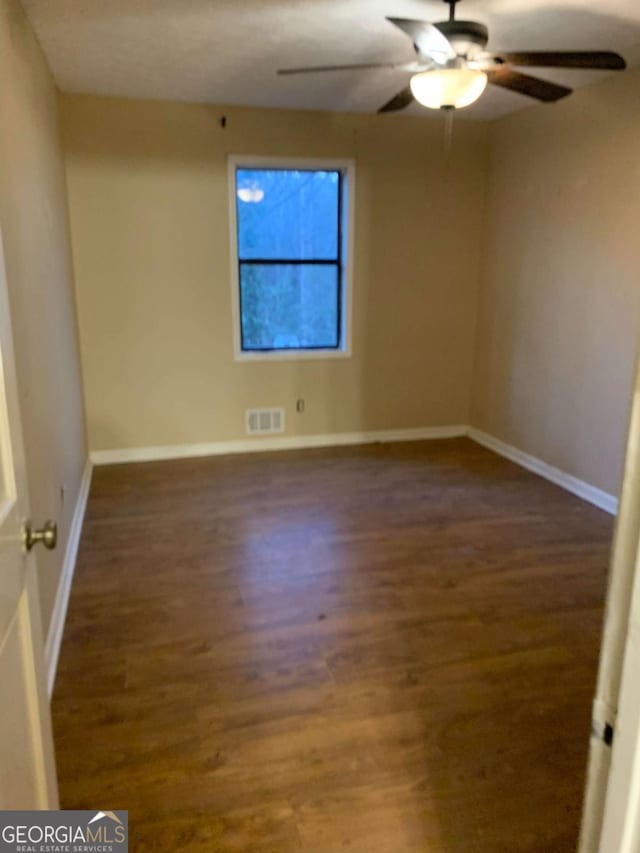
[434,20,489,58]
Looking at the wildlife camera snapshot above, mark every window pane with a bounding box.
[240,264,339,350]
[236,169,339,260]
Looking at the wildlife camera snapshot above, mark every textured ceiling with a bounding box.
[22,0,640,120]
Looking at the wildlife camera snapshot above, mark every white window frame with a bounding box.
[227,155,355,362]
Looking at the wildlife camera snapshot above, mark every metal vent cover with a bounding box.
[245,407,285,436]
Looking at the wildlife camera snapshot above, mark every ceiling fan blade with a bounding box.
[378,86,415,113]
[386,17,456,62]
[487,68,572,102]
[494,50,626,71]
[278,61,409,76]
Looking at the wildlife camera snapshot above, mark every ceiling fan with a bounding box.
[277,0,626,112]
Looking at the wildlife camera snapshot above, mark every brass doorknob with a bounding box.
[24,520,57,551]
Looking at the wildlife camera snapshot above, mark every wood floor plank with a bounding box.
[52,438,613,851]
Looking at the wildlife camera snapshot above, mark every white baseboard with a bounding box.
[44,459,93,698]
[89,425,468,466]
[468,427,618,515]
[89,425,618,515]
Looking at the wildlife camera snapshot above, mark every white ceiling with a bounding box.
[22,0,640,120]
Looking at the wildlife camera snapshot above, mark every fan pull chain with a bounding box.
[443,106,455,158]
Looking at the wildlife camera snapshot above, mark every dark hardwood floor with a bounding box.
[52,438,613,852]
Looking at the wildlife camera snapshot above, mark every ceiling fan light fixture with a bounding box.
[410,67,488,109]
[237,186,265,203]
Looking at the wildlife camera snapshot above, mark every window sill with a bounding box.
[234,348,351,363]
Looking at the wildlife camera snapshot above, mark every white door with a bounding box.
[0,228,58,809]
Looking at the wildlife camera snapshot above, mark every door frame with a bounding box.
[595,542,640,851]
[580,349,640,852]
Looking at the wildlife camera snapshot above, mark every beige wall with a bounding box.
[60,75,639,498]
[60,94,488,451]
[472,69,640,497]
[0,0,87,634]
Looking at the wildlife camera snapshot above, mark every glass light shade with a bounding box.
[410,68,488,110]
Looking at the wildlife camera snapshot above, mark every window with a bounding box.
[229,157,354,360]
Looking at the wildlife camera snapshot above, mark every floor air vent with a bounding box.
[246,407,285,436]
